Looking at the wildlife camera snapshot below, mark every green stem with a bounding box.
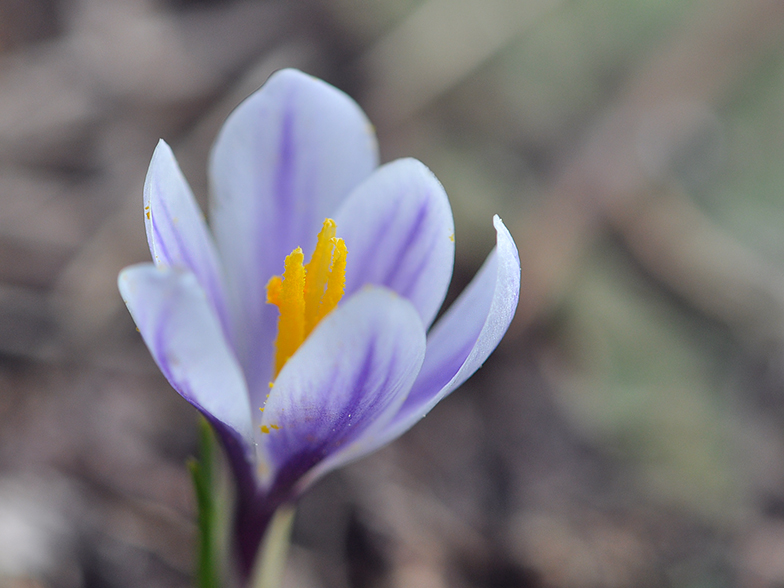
[188,418,226,588]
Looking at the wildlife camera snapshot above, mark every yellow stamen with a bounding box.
[318,238,347,324]
[267,248,305,377]
[266,218,347,378]
[304,219,337,333]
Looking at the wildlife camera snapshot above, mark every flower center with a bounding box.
[265,218,347,379]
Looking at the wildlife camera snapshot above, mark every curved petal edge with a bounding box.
[144,140,232,340]
[344,215,520,457]
[118,264,253,442]
[335,158,455,329]
[256,287,426,492]
[208,68,380,401]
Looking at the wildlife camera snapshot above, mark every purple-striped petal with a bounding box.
[144,140,232,340]
[335,216,519,458]
[118,264,253,442]
[335,158,454,328]
[209,69,379,405]
[256,287,425,493]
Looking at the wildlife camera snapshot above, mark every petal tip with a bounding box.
[492,214,521,269]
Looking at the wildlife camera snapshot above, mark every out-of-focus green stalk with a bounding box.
[187,417,228,588]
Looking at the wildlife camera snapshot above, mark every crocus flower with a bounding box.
[118,69,520,577]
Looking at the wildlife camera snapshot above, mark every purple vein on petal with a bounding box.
[267,340,380,485]
[347,198,430,296]
[147,166,232,343]
[149,291,217,414]
[120,265,254,440]
[258,288,425,490]
[391,214,447,305]
[271,103,296,253]
[381,199,429,288]
[150,221,173,265]
[389,217,520,431]
[404,337,475,408]
[209,69,381,409]
[155,207,229,339]
[337,159,454,328]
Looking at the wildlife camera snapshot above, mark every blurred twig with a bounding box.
[610,185,784,345]
[360,0,564,127]
[509,0,784,337]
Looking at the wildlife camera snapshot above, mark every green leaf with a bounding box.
[188,417,230,588]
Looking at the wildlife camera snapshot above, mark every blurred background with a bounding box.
[2,0,784,586]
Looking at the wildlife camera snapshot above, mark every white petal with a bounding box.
[335,158,455,328]
[209,69,379,402]
[144,140,232,340]
[341,216,520,458]
[118,264,253,442]
[256,288,425,492]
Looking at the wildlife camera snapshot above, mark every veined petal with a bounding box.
[256,287,425,494]
[118,264,254,442]
[144,140,232,340]
[209,69,379,404]
[336,216,519,459]
[335,158,454,328]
